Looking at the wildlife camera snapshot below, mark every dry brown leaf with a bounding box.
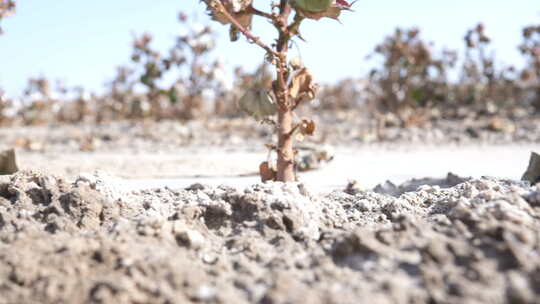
[229,13,253,41]
[259,161,276,182]
[230,0,252,12]
[203,0,253,41]
[288,67,317,101]
[300,119,316,136]
[295,119,316,141]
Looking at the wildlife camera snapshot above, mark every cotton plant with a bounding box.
[199,0,352,182]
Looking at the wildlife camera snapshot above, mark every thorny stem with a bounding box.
[247,5,272,19]
[275,1,293,109]
[274,0,296,182]
[276,54,289,109]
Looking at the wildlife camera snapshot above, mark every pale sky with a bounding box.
[0,0,539,97]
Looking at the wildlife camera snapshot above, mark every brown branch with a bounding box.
[275,0,292,108]
[247,5,272,19]
[275,0,291,32]
[287,13,304,38]
[213,1,277,57]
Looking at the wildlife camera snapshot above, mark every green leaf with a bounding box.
[292,0,333,12]
[292,0,353,21]
[238,88,277,121]
[168,87,178,104]
[140,75,151,87]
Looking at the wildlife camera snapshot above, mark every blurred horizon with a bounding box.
[0,0,539,98]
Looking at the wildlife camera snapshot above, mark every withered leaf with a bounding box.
[202,0,253,41]
[300,119,316,136]
[259,161,276,182]
[230,0,252,12]
[288,67,317,101]
[289,57,304,70]
[295,119,316,142]
[228,12,253,41]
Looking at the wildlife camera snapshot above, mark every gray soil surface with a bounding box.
[0,116,539,303]
[1,171,539,303]
[1,114,540,154]
[0,116,538,187]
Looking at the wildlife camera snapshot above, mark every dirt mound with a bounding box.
[0,171,539,303]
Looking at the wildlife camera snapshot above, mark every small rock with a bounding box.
[175,229,205,249]
[373,180,399,196]
[202,253,218,264]
[344,180,363,195]
[186,183,205,191]
[74,171,127,201]
[194,284,216,301]
[465,127,480,138]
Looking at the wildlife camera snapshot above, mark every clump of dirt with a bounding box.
[373,172,470,197]
[0,171,539,303]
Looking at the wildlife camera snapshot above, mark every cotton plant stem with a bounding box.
[275,0,295,182]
